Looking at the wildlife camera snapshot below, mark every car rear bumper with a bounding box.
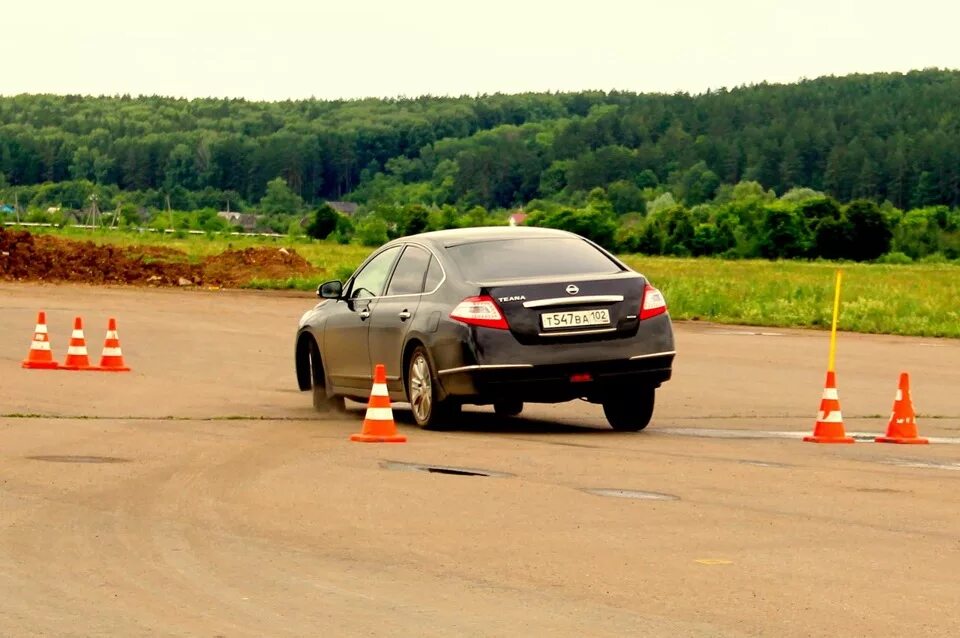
[436,351,675,403]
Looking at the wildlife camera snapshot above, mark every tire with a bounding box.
[407,346,459,429]
[309,340,344,413]
[602,387,655,431]
[494,400,523,417]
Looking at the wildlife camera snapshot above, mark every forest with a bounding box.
[1,69,959,261]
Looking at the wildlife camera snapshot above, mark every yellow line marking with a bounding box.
[694,559,733,565]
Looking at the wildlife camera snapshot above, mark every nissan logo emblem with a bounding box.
[566,284,579,295]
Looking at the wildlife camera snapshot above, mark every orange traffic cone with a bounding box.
[21,311,59,369]
[350,364,407,443]
[95,318,131,372]
[804,370,854,443]
[876,372,928,444]
[60,316,94,371]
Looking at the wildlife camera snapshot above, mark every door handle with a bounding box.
[398,310,412,321]
[359,309,371,320]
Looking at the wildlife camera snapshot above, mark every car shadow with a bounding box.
[391,405,618,435]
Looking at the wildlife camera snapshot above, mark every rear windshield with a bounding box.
[447,237,623,281]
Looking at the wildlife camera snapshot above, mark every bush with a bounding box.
[355,217,389,247]
[844,199,892,261]
[876,251,913,264]
[332,214,355,244]
[662,206,695,256]
[530,207,618,249]
[758,204,810,259]
[306,205,339,240]
[689,222,734,256]
[812,216,853,260]
[634,221,664,255]
[399,205,430,236]
[918,252,949,264]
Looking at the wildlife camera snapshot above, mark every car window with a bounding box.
[447,238,623,281]
[386,246,431,296]
[350,246,401,299]
[423,255,443,292]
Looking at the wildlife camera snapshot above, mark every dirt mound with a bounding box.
[202,247,316,286]
[0,228,200,285]
[0,228,318,288]
[125,245,192,263]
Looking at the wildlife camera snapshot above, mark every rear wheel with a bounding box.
[602,387,655,431]
[407,346,459,429]
[494,400,523,417]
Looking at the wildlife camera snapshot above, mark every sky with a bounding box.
[5,0,960,101]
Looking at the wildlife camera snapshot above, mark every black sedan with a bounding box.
[295,227,675,430]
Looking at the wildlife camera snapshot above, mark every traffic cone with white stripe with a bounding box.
[21,311,59,369]
[804,370,854,443]
[876,372,928,444]
[350,364,406,443]
[95,318,131,372]
[60,316,94,371]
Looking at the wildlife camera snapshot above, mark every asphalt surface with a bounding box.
[1,283,959,637]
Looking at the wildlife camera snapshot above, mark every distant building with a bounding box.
[217,211,259,232]
[0,204,15,214]
[325,201,359,217]
[508,212,528,227]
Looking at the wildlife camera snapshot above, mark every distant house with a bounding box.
[508,212,528,227]
[325,201,358,217]
[217,211,258,232]
[0,204,15,214]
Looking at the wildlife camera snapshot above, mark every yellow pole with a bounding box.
[827,270,842,372]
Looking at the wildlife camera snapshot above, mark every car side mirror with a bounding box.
[318,280,343,299]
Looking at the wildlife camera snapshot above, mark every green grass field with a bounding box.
[623,257,959,338]
[12,227,960,338]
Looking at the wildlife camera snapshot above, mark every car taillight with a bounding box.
[639,284,667,320]
[450,296,509,330]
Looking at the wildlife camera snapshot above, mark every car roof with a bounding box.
[396,226,578,249]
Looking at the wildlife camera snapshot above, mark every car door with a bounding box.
[322,245,401,392]
[367,245,432,394]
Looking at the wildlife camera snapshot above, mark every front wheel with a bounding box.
[602,387,655,431]
[407,346,459,429]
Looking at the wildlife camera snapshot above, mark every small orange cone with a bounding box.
[804,370,854,443]
[350,364,406,443]
[21,311,59,370]
[60,316,95,371]
[876,372,928,444]
[95,318,131,372]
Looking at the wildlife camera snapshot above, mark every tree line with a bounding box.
[2,69,960,262]
[2,68,960,213]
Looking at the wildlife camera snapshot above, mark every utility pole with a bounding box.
[14,191,20,224]
[87,193,100,228]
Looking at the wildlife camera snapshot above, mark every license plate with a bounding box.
[541,308,611,330]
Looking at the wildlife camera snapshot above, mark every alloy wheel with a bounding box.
[410,353,433,423]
